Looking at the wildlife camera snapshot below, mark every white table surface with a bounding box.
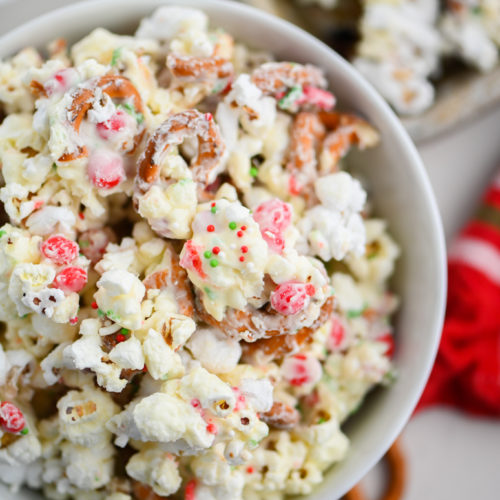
[1,1,500,499]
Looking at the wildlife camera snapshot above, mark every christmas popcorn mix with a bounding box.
[0,6,399,499]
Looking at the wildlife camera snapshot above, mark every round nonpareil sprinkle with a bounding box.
[207,225,215,232]
[229,221,237,230]
[209,259,219,268]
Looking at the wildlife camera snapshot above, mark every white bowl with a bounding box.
[0,1,447,498]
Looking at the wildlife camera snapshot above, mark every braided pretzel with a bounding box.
[343,439,406,500]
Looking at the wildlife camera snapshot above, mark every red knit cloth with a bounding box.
[418,171,500,416]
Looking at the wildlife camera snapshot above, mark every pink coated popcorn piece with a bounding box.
[298,86,336,111]
[281,353,322,387]
[96,110,129,140]
[41,235,79,266]
[53,266,87,293]
[253,199,292,234]
[87,149,125,189]
[326,316,346,352]
[270,281,315,316]
[0,402,26,433]
[253,199,292,253]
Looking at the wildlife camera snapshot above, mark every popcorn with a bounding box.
[0,7,399,499]
[142,328,184,380]
[108,391,214,450]
[186,327,242,374]
[297,172,367,261]
[57,386,119,447]
[126,447,182,497]
[95,269,145,330]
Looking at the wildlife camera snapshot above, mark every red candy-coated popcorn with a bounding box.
[253,199,292,233]
[96,110,129,140]
[53,267,87,293]
[0,402,26,433]
[270,281,315,316]
[41,235,78,265]
[298,86,336,110]
[281,353,322,387]
[326,316,346,351]
[87,149,125,189]
[253,199,292,254]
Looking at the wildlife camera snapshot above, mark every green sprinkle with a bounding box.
[249,439,258,447]
[209,259,219,268]
[20,428,29,435]
[21,314,28,319]
[0,230,6,238]
[118,102,144,125]
[110,47,122,66]
[120,328,130,335]
[317,417,327,425]
[203,286,215,300]
[204,250,212,259]
[278,85,303,111]
[249,167,258,178]
[211,206,217,214]
[97,309,105,317]
[52,163,57,171]
[347,308,364,319]
[79,240,90,248]
[229,221,237,230]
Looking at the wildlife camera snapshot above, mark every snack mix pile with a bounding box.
[0,7,399,500]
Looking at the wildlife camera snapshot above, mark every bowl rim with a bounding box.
[0,0,447,498]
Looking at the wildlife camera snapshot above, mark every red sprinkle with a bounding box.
[78,212,85,220]
[142,365,148,373]
[239,256,245,262]
[246,466,254,474]
[41,235,78,265]
[91,301,98,309]
[205,113,213,122]
[294,353,307,361]
[191,398,201,409]
[377,333,395,358]
[53,267,87,293]
[212,246,221,255]
[288,175,301,196]
[241,226,247,231]
[207,225,215,232]
[206,421,218,434]
[289,376,309,387]
[69,317,78,325]
[0,402,26,433]
[237,231,244,238]
[241,246,248,253]
[211,202,216,207]
[180,240,207,280]
[116,333,126,343]
[305,284,316,296]
[185,479,197,500]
